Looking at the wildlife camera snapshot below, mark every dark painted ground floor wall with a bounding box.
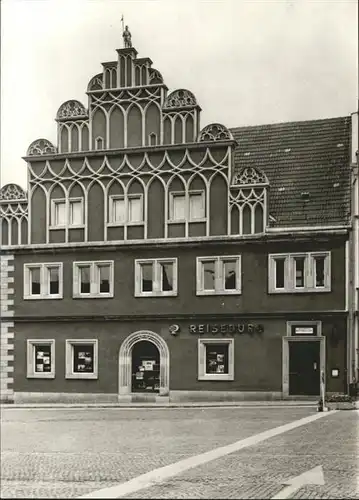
[13,316,347,401]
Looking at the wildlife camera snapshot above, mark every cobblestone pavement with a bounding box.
[1,407,358,499]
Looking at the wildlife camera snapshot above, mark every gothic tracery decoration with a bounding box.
[231,167,268,187]
[149,69,163,84]
[229,188,266,235]
[27,139,57,156]
[87,74,103,91]
[56,100,88,121]
[198,123,233,142]
[0,183,27,201]
[164,89,197,109]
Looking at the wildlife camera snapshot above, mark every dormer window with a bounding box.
[95,137,104,150]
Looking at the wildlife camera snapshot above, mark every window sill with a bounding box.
[268,288,331,294]
[198,374,234,381]
[135,292,178,298]
[73,293,114,299]
[107,222,144,227]
[24,295,63,300]
[49,225,85,230]
[65,373,98,380]
[167,219,207,224]
[27,373,55,379]
[196,290,242,296]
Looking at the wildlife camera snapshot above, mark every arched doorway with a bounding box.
[118,331,170,400]
[131,341,160,393]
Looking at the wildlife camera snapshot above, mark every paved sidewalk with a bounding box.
[1,407,357,499]
[0,400,319,409]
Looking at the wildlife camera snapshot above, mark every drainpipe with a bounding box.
[350,110,358,392]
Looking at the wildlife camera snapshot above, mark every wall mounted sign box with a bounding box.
[291,325,318,336]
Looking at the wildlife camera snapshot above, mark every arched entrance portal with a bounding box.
[118,331,170,401]
[131,341,160,393]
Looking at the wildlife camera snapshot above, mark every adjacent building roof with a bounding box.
[231,116,351,227]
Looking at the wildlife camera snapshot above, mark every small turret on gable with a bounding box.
[163,89,202,144]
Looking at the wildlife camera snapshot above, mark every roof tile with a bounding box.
[230,116,351,227]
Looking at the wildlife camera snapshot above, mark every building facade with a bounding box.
[0,40,357,403]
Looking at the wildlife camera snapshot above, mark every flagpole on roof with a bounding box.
[121,14,125,41]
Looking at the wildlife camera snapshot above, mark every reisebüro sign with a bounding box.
[189,323,264,335]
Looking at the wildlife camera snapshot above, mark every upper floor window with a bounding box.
[196,256,242,295]
[135,258,178,297]
[268,252,331,293]
[169,191,205,222]
[24,263,63,299]
[51,198,84,228]
[73,261,114,298]
[109,195,143,225]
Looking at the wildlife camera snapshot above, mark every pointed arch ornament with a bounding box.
[56,100,88,121]
[231,166,268,187]
[118,330,170,399]
[229,166,269,235]
[27,139,57,156]
[0,184,27,201]
[164,89,197,109]
[198,123,233,142]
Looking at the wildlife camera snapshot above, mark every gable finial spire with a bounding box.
[122,16,132,48]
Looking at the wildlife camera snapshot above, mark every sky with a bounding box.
[1,0,358,190]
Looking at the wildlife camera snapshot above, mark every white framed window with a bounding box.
[268,252,331,293]
[196,256,241,295]
[51,198,84,228]
[189,191,205,220]
[27,340,55,379]
[65,339,98,379]
[73,261,114,298]
[69,199,83,226]
[109,194,143,225]
[53,200,66,227]
[24,263,63,299]
[135,258,178,297]
[169,190,206,222]
[198,338,234,381]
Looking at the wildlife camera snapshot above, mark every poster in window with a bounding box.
[206,344,229,374]
[34,345,52,373]
[142,360,155,371]
[73,345,94,373]
[136,372,144,380]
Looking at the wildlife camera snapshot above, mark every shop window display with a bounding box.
[131,340,160,393]
[73,344,94,373]
[34,345,52,373]
[205,344,229,374]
